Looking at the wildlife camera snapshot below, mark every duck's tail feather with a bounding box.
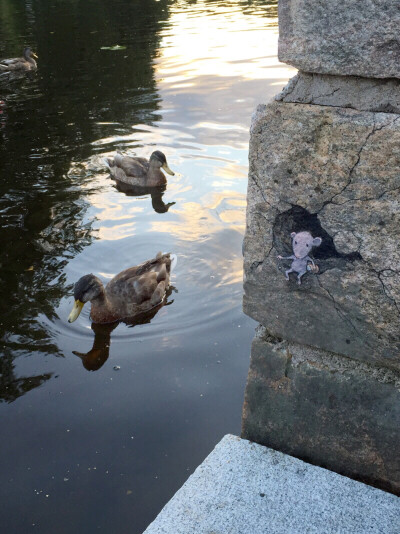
[169,254,177,272]
[157,252,177,272]
[103,152,124,171]
[114,152,124,166]
[103,157,112,170]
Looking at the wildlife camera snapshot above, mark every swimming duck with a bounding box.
[68,252,175,324]
[105,150,175,187]
[0,47,38,72]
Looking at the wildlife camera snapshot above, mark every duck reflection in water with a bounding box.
[72,292,174,371]
[114,180,176,214]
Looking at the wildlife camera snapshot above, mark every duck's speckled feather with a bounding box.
[90,253,172,323]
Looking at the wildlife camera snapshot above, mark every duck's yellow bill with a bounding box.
[68,300,84,323]
[32,52,38,59]
[162,163,175,176]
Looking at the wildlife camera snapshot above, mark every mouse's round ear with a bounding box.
[290,232,296,239]
[313,237,322,247]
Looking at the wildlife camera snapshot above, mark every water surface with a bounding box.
[0,1,294,532]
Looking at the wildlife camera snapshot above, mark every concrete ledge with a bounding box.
[143,434,399,534]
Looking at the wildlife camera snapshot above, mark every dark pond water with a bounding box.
[0,1,294,532]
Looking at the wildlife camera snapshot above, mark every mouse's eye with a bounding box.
[306,244,309,247]
[295,241,297,245]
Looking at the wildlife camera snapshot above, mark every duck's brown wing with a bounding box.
[0,57,27,71]
[117,156,149,178]
[1,57,22,65]
[110,253,170,281]
[106,253,171,306]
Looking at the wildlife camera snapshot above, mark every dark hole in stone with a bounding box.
[346,339,351,344]
[273,206,362,273]
[378,220,386,227]
[293,180,298,186]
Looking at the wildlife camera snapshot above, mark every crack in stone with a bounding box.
[251,173,269,205]
[317,118,378,213]
[353,255,400,317]
[379,267,400,275]
[316,115,399,214]
[377,272,400,316]
[316,276,368,340]
[250,260,263,272]
[314,87,341,101]
[330,184,400,205]
[364,263,400,317]
[259,212,275,260]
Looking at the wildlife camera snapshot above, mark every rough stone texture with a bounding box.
[241,327,400,495]
[243,101,400,371]
[278,0,400,79]
[144,434,400,533]
[276,72,400,114]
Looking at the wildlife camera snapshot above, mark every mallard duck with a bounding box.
[0,47,38,72]
[105,150,175,187]
[68,252,176,324]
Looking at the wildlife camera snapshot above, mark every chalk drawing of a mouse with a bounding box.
[277,231,322,285]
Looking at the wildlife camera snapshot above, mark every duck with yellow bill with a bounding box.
[104,150,175,187]
[0,47,38,72]
[68,252,176,324]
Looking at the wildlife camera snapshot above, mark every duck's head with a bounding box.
[23,47,38,60]
[68,274,104,323]
[150,151,175,176]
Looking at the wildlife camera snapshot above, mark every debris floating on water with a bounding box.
[100,45,127,51]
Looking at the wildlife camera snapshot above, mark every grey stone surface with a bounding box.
[278,0,400,79]
[243,100,400,370]
[278,0,400,78]
[276,72,400,114]
[242,327,400,494]
[144,434,400,533]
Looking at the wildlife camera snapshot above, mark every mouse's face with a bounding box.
[291,231,322,259]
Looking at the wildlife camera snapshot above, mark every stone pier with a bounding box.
[242,0,400,494]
